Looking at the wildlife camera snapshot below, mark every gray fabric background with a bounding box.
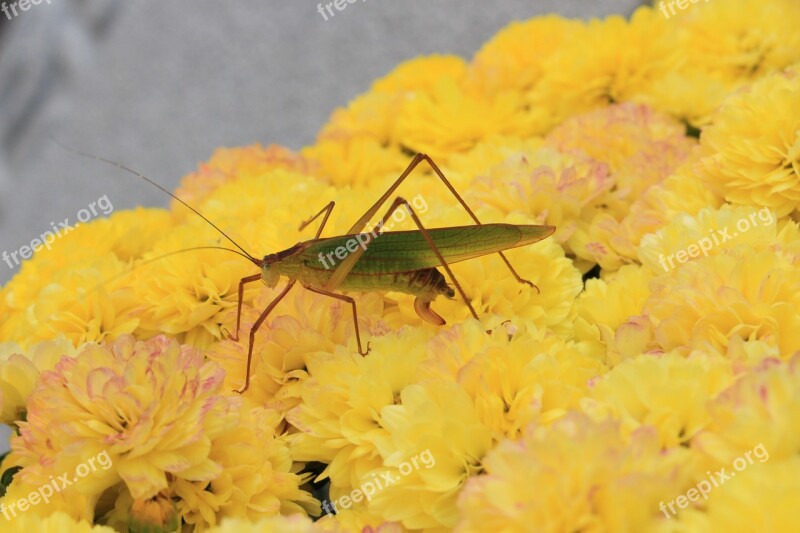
[0,0,644,451]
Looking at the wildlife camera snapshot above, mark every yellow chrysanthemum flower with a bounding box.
[0,472,101,523]
[0,208,171,347]
[174,405,318,529]
[287,329,432,492]
[676,0,800,82]
[534,7,680,127]
[130,223,257,348]
[645,248,800,356]
[425,321,605,438]
[455,413,690,532]
[467,14,582,97]
[367,380,494,530]
[697,68,800,216]
[0,208,171,311]
[585,351,734,448]
[535,103,695,270]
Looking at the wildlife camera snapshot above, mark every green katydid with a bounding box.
[62,149,555,393]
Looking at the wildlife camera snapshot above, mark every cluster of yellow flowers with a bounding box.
[2,1,800,531]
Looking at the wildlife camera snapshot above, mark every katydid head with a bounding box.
[261,242,307,287]
[261,258,281,288]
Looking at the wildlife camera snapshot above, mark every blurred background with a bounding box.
[0,0,644,443]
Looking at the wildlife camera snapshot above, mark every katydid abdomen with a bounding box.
[274,259,456,325]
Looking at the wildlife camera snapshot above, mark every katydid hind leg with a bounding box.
[304,286,371,356]
[235,280,296,394]
[389,197,482,323]
[327,194,481,324]
[419,154,539,291]
[346,153,539,291]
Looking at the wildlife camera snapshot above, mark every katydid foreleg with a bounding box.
[304,286,371,355]
[236,279,297,394]
[222,273,262,342]
[225,202,335,342]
